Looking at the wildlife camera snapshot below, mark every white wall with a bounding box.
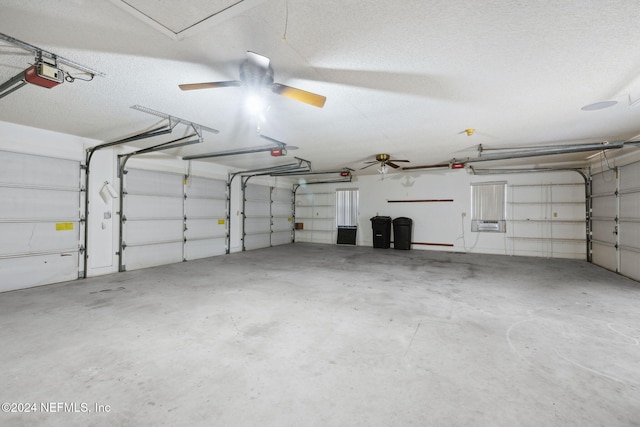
[295,168,587,259]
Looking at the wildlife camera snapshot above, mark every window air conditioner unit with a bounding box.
[471,220,506,233]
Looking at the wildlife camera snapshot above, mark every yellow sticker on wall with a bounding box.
[288,217,292,221]
[218,219,225,225]
[56,222,74,231]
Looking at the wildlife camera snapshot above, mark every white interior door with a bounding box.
[243,183,272,250]
[184,176,227,259]
[0,150,82,292]
[121,168,184,270]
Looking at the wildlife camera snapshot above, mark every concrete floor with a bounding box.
[0,243,639,427]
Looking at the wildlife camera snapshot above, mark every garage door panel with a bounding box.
[619,222,640,249]
[245,200,270,217]
[272,202,292,217]
[184,176,227,259]
[185,238,226,260]
[124,242,183,270]
[125,169,183,195]
[0,252,79,292]
[125,220,184,245]
[271,232,291,246]
[592,242,617,272]
[0,222,79,255]
[271,188,292,203]
[244,234,271,251]
[619,162,640,190]
[126,195,183,219]
[244,184,270,201]
[186,176,226,197]
[620,249,640,281]
[0,151,82,291]
[591,195,616,218]
[1,188,79,219]
[591,170,617,194]
[245,217,271,234]
[186,219,225,239]
[592,220,616,244]
[272,217,292,232]
[185,198,226,218]
[620,193,640,219]
[0,151,79,188]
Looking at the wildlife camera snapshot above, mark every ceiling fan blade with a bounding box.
[391,159,410,163]
[387,162,401,169]
[247,51,271,70]
[179,81,242,91]
[271,83,327,108]
[359,162,378,170]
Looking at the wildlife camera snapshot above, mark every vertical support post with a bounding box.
[241,176,250,252]
[586,169,593,263]
[615,167,621,273]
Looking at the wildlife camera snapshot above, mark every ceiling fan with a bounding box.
[360,153,410,173]
[178,51,327,108]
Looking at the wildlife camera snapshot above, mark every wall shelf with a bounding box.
[509,219,585,224]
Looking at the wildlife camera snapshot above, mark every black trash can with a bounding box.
[393,217,413,250]
[370,216,392,248]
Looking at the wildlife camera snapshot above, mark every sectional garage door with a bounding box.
[120,168,227,271]
[242,183,293,250]
[591,162,640,281]
[0,150,83,292]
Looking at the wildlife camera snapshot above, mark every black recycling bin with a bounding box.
[370,216,392,248]
[393,217,413,250]
[337,226,357,245]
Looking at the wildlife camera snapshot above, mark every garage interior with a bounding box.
[1,1,640,426]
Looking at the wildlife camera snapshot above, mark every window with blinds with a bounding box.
[336,189,359,227]
[471,181,507,232]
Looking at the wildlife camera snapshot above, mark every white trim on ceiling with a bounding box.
[109,0,269,41]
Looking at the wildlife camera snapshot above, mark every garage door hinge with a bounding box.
[121,242,127,249]
[79,245,85,253]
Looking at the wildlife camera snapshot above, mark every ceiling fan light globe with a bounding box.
[246,94,267,115]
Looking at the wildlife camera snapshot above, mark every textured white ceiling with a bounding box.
[1,0,640,173]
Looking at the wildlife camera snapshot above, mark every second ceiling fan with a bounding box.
[360,153,410,171]
[179,51,327,108]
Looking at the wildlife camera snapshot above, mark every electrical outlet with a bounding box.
[461,212,467,217]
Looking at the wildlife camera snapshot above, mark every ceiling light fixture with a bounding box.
[246,93,267,115]
[378,163,389,174]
